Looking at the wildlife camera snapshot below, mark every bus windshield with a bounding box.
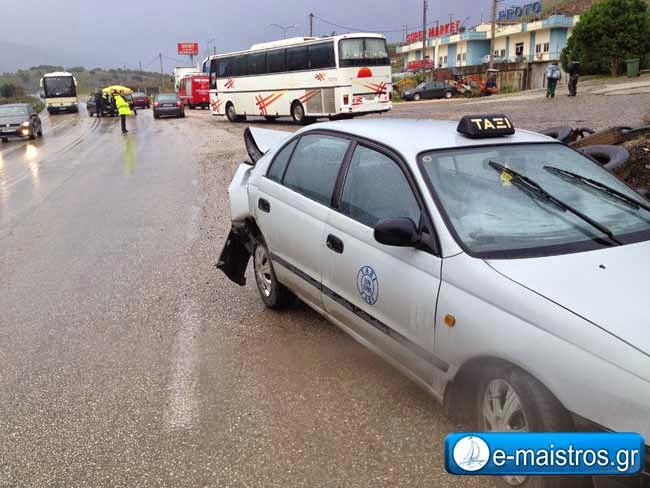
[43,77,76,98]
[338,38,390,67]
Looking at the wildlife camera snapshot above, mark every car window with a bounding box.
[282,134,349,206]
[340,145,421,228]
[267,139,297,183]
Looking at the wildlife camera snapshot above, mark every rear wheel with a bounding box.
[444,90,454,99]
[226,102,239,122]
[253,241,295,310]
[413,93,422,101]
[291,101,308,125]
[264,115,278,122]
[189,104,195,110]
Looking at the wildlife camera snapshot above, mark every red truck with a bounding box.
[177,74,210,109]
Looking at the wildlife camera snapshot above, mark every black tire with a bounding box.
[539,126,574,143]
[253,241,295,309]
[189,104,195,110]
[444,90,454,99]
[1,138,7,143]
[37,126,43,137]
[29,127,36,140]
[180,110,185,118]
[578,144,630,172]
[153,114,159,119]
[264,115,278,122]
[291,101,308,125]
[476,365,575,488]
[413,93,422,101]
[226,102,238,122]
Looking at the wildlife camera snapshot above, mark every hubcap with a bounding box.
[254,246,273,297]
[227,106,235,118]
[294,105,304,121]
[482,379,530,486]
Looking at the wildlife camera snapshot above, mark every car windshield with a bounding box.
[157,94,177,102]
[0,105,28,116]
[43,76,76,98]
[419,143,650,258]
[415,82,428,90]
[338,38,390,67]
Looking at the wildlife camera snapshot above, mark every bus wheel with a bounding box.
[264,115,278,122]
[226,103,238,123]
[291,102,308,125]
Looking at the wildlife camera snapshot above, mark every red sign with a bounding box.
[177,42,199,55]
[407,59,434,71]
[406,20,462,43]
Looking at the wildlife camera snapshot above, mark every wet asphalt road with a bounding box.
[0,106,485,487]
[4,86,640,486]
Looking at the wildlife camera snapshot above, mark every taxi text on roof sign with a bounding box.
[457,114,515,139]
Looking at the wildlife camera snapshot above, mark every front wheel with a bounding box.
[477,366,575,488]
[413,93,422,101]
[253,242,295,309]
[291,102,308,125]
[264,115,278,122]
[226,103,240,122]
[444,90,454,99]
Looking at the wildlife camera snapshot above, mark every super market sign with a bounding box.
[498,1,543,22]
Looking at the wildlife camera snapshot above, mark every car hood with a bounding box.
[0,115,28,125]
[486,240,650,356]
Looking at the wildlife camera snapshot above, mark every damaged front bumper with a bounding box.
[216,221,257,286]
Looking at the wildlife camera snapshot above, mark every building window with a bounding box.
[457,53,461,63]
[462,52,467,61]
[535,44,542,54]
[515,42,524,57]
[444,55,448,64]
[543,42,550,53]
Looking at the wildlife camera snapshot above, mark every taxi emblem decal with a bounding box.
[357,266,379,306]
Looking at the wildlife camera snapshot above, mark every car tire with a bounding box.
[413,93,422,101]
[539,126,574,143]
[180,111,185,118]
[253,241,295,310]
[444,90,454,99]
[291,101,308,125]
[1,138,7,143]
[29,127,36,140]
[578,145,630,173]
[264,115,278,122]
[477,365,576,488]
[226,102,240,123]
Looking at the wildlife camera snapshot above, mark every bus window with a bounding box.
[267,49,286,73]
[309,42,335,69]
[210,59,218,88]
[248,52,267,75]
[219,57,233,77]
[338,38,390,67]
[233,55,248,77]
[287,46,308,71]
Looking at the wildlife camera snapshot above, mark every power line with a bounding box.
[312,15,409,34]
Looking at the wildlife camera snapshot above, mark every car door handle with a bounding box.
[258,198,270,213]
[326,234,344,254]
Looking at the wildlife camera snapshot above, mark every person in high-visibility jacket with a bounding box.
[114,90,132,134]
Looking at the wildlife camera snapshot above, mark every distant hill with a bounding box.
[543,0,650,15]
[0,66,172,95]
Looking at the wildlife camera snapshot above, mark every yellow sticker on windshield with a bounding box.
[501,171,513,186]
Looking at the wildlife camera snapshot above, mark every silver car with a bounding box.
[218,116,650,487]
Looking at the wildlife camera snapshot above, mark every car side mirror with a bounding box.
[374,218,420,247]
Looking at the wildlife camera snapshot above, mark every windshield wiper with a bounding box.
[489,161,622,245]
[544,165,650,214]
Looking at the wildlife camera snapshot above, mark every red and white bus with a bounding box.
[208,33,392,124]
[178,74,210,109]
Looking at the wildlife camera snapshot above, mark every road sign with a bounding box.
[177,43,199,56]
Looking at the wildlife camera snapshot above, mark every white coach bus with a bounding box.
[39,72,79,114]
[208,33,392,124]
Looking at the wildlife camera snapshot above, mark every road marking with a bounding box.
[163,297,201,431]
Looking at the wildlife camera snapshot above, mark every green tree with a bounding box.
[0,83,17,98]
[562,0,650,76]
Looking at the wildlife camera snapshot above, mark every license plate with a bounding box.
[363,95,375,101]
[163,103,174,107]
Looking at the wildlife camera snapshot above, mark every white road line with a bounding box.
[163,297,201,431]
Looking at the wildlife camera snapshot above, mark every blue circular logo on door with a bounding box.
[357,266,379,305]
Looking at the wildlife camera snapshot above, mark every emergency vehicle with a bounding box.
[177,74,210,109]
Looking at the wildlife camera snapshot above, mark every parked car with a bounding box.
[401,81,457,101]
[86,95,117,117]
[130,92,150,109]
[217,116,650,488]
[0,103,43,142]
[153,93,185,119]
[481,54,507,64]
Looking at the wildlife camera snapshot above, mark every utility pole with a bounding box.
[139,60,143,90]
[213,46,217,55]
[159,52,164,90]
[422,0,427,74]
[309,13,314,37]
[489,0,497,69]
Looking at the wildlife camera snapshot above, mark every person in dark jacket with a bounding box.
[94,89,103,117]
[568,61,581,97]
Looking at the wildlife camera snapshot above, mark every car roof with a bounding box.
[300,119,555,161]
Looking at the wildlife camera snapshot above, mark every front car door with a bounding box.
[321,142,446,394]
[255,133,351,312]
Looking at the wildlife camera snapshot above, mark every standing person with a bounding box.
[94,89,104,117]
[568,60,581,97]
[545,62,562,98]
[113,90,132,134]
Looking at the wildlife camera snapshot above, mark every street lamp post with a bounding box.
[269,23,297,39]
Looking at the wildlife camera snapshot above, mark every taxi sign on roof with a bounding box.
[457,114,515,139]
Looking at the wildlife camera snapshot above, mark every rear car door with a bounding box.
[255,133,351,312]
[321,142,445,389]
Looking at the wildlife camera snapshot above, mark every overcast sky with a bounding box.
[2,0,486,72]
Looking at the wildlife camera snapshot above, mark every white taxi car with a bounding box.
[218,116,650,487]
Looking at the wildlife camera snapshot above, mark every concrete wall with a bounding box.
[448,44,457,68]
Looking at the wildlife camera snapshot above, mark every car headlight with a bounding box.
[21,121,30,127]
